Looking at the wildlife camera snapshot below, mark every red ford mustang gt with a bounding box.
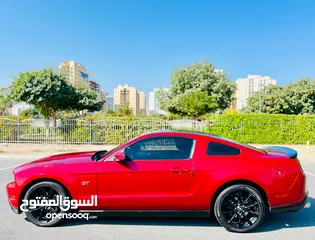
[6,131,310,233]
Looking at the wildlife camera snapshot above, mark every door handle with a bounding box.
[170,167,188,174]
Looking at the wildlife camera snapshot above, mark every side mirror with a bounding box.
[114,152,125,162]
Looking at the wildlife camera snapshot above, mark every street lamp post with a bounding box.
[259,79,262,113]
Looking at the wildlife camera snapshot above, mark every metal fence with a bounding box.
[0,118,207,145]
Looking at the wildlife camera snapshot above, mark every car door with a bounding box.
[97,136,195,210]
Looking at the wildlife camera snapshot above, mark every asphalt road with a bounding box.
[0,157,314,240]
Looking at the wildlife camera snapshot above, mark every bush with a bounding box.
[1,114,314,145]
[206,114,315,144]
[0,118,18,141]
[19,109,40,119]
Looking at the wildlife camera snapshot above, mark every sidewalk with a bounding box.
[0,143,314,162]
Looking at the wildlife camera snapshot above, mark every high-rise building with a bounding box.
[59,61,106,112]
[59,61,90,87]
[105,96,114,112]
[149,88,170,115]
[235,74,277,110]
[88,79,105,104]
[139,91,146,115]
[114,85,140,116]
[149,91,155,114]
[88,79,100,92]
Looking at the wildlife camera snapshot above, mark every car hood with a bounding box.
[14,151,97,171]
[36,151,96,162]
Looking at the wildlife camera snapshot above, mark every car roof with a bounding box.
[141,130,218,138]
[140,130,266,154]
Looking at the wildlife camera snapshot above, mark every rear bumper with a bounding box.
[270,192,310,213]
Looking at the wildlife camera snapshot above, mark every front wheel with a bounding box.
[23,181,69,227]
[214,184,266,233]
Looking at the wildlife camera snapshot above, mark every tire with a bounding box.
[23,181,69,227]
[214,184,266,233]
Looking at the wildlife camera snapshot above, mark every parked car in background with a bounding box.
[7,130,310,233]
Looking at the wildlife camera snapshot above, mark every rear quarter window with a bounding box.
[207,142,240,156]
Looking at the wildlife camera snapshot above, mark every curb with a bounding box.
[0,155,45,160]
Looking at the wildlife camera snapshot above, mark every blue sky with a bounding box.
[0,0,314,97]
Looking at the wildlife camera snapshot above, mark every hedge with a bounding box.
[206,114,315,144]
[1,114,315,144]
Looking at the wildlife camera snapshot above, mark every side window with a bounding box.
[207,142,240,156]
[125,137,194,160]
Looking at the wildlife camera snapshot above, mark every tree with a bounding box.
[244,78,315,115]
[243,84,286,114]
[74,86,105,114]
[157,61,235,117]
[0,88,13,115]
[285,78,315,114]
[118,104,133,117]
[176,91,218,118]
[9,68,104,120]
[106,109,116,115]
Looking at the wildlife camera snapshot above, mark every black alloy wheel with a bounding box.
[214,184,266,233]
[23,181,68,227]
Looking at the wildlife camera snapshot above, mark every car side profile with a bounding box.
[6,131,310,233]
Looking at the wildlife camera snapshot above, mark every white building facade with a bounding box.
[105,96,114,111]
[235,74,277,110]
[149,88,170,115]
[9,103,34,116]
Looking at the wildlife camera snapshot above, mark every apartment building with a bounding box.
[59,61,89,88]
[139,91,146,115]
[235,74,277,110]
[114,85,142,116]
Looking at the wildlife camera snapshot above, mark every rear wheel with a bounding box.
[214,184,266,233]
[23,181,69,227]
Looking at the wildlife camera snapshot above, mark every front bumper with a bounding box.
[270,192,311,213]
[6,181,21,214]
[9,202,20,214]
